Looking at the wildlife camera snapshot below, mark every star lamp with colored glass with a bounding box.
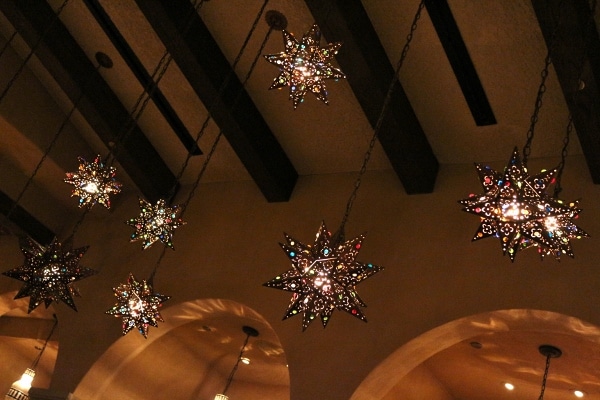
[459,147,586,261]
[126,198,186,250]
[2,237,97,312]
[264,24,346,108]
[264,221,382,331]
[106,273,170,338]
[64,155,122,209]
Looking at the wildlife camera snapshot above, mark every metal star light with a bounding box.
[459,147,586,261]
[2,237,97,312]
[264,221,382,331]
[126,198,186,250]
[264,24,346,108]
[65,155,122,209]
[106,273,170,338]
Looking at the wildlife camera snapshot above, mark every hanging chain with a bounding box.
[165,0,270,203]
[0,0,70,105]
[221,332,251,395]
[337,0,425,237]
[30,314,58,370]
[537,353,552,400]
[553,0,596,197]
[107,0,206,166]
[150,3,271,281]
[6,62,105,227]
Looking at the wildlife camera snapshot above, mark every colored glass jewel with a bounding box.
[264,24,346,108]
[2,237,97,312]
[106,273,170,338]
[126,198,186,250]
[264,221,382,331]
[64,155,122,209]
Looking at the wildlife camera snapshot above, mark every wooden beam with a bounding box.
[0,190,54,246]
[304,0,439,194]
[532,0,600,184]
[135,0,298,202]
[0,0,177,202]
[424,0,496,126]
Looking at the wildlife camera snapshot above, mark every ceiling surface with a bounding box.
[0,1,600,399]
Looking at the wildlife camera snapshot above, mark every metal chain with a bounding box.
[6,62,105,225]
[0,0,70,105]
[537,353,552,400]
[150,3,271,281]
[337,0,425,237]
[553,0,596,197]
[165,0,270,203]
[221,331,251,395]
[107,0,206,166]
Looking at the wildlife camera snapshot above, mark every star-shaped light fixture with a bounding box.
[64,155,122,209]
[459,147,586,261]
[2,237,97,312]
[264,221,382,330]
[126,198,186,250]
[264,24,346,108]
[106,273,170,338]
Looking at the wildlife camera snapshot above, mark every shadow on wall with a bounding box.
[75,298,290,400]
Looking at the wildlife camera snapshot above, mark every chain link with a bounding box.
[537,353,552,400]
[338,0,425,236]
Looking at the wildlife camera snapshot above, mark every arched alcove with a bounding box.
[74,298,290,400]
[0,291,58,396]
[352,309,600,400]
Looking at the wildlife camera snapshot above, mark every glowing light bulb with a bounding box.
[574,390,585,397]
[504,382,514,391]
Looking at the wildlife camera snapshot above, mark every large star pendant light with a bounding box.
[264,221,382,331]
[2,237,97,312]
[264,24,346,108]
[127,198,186,250]
[106,273,170,338]
[459,147,583,261]
[64,155,122,209]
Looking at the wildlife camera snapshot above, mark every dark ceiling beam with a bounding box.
[304,0,439,194]
[532,0,600,184]
[424,0,496,126]
[0,190,54,246]
[0,0,177,202]
[135,0,298,202]
[82,0,201,156]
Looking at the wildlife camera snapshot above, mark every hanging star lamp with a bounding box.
[64,154,122,209]
[3,237,97,312]
[264,1,428,330]
[126,198,186,250]
[459,5,587,261]
[105,273,170,338]
[108,0,273,338]
[264,22,346,108]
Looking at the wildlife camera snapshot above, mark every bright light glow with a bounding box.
[214,394,229,400]
[504,382,515,391]
[240,357,250,365]
[574,390,585,397]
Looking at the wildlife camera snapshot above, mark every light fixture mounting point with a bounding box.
[265,10,287,31]
[242,325,259,337]
[539,344,562,358]
[95,52,113,69]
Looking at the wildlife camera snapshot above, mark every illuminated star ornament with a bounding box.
[264,24,346,108]
[106,273,170,338]
[64,155,122,209]
[459,147,587,261]
[126,198,186,250]
[264,221,382,331]
[2,237,97,312]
